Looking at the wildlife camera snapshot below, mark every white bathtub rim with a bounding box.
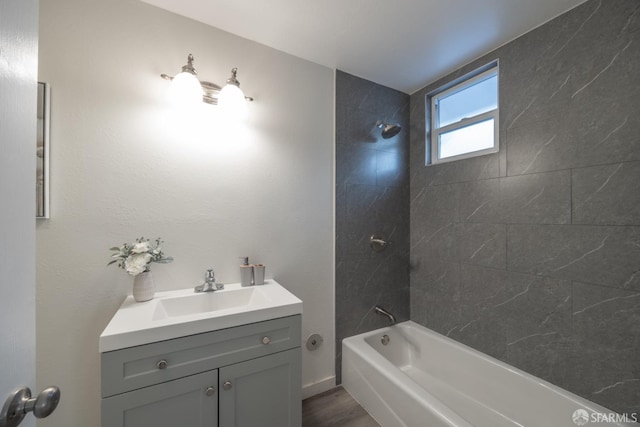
[342,320,635,426]
[343,346,473,427]
[343,327,474,427]
[412,322,624,416]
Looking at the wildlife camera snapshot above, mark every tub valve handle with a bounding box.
[370,235,389,252]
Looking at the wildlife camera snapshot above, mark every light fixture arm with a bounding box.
[226,67,240,87]
[181,53,197,75]
[161,56,253,105]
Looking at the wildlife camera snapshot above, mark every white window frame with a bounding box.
[429,64,499,165]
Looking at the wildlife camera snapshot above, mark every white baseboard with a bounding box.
[302,375,336,399]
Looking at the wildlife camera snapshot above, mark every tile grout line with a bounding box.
[423,158,640,189]
[570,167,573,225]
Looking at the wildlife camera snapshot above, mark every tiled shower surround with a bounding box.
[409,0,640,415]
[335,0,640,413]
[335,70,410,383]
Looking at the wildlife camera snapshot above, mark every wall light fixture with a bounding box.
[161,54,254,107]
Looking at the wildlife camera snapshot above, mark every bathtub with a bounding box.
[342,321,636,427]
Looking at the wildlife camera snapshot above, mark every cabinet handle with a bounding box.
[262,336,271,345]
[205,386,216,397]
[156,360,168,370]
[223,381,233,391]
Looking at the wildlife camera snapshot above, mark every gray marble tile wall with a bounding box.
[335,70,410,383]
[409,0,640,415]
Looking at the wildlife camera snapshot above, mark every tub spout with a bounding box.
[374,306,396,324]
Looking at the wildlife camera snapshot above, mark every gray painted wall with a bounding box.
[410,0,640,414]
[335,70,410,383]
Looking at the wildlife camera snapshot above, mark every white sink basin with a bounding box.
[153,286,271,320]
[99,280,302,352]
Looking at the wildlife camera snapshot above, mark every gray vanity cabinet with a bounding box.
[219,347,301,427]
[102,369,219,427]
[101,315,301,427]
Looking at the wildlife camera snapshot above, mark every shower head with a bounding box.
[376,120,402,139]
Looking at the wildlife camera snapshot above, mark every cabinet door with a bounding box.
[219,348,301,427]
[102,369,218,427]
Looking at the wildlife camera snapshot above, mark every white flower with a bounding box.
[108,237,172,274]
[131,241,150,254]
[124,253,152,275]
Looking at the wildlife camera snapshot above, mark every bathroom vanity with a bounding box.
[99,280,303,427]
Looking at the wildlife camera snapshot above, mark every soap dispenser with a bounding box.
[239,257,254,287]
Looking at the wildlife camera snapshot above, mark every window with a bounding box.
[428,64,499,164]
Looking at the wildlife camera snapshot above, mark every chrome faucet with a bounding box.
[374,305,397,324]
[194,269,224,293]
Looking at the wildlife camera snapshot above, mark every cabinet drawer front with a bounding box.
[102,315,300,397]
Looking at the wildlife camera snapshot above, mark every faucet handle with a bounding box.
[205,269,216,283]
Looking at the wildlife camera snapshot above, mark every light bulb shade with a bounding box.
[170,71,203,107]
[218,83,247,118]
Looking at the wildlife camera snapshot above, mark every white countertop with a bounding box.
[99,280,302,352]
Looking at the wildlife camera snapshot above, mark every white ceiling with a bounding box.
[140,0,587,94]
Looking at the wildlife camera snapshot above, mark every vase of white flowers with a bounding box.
[108,237,173,302]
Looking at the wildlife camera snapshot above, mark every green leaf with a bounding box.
[109,247,121,251]
[107,260,118,266]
